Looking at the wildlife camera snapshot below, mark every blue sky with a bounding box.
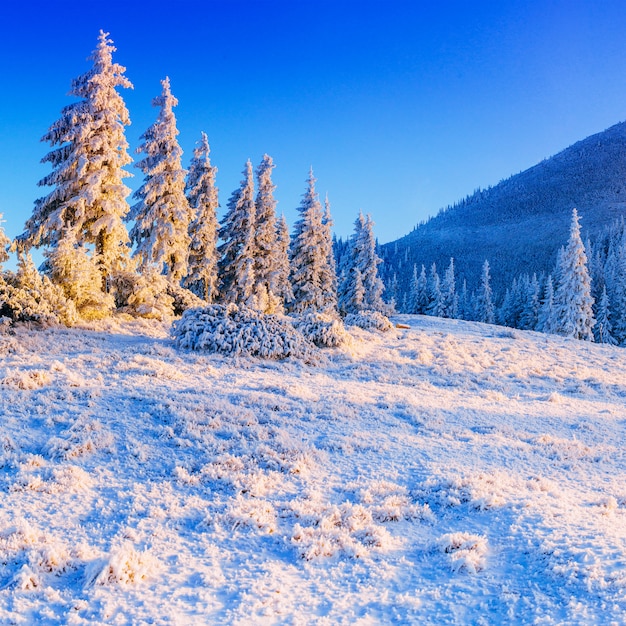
[2,1,626,248]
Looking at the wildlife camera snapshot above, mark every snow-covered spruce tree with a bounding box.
[386,272,399,313]
[274,215,294,307]
[129,77,192,283]
[475,260,495,324]
[217,160,257,306]
[408,264,420,314]
[252,154,281,313]
[321,196,339,308]
[441,258,458,319]
[290,170,338,314]
[19,31,133,279]
[359,214,386,313]
[458,279,470,320]
[338,256,364,315]
[426,263,444,317]
[606,233,626,344]
[338,212,386,315]
[537,275,556,334]
[184,132,219,301]
[516,274,540,331]
[594,285,617,345]
[415,264,429,314]
[552,209,595,341]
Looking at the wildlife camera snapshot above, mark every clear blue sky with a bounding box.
[2,0,626,248]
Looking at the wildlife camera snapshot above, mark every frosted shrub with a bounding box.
[437,532,488,573]
[344,310,393,332]
[0,271,77,327]
[291,502,394,560]
[166,282,205,316]
[293,312,350,347]
[222,496,277,534]
[172,304,315,359]
[111,268,174,319]
[88,542,158,586]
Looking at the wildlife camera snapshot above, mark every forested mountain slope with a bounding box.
[381,121,626,296]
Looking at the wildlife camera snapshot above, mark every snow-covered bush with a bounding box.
[291,502,395,560]
[172,304,315,359]
[437,532,488,574]
[292,311,350,347]
[87,542,159,586]
[46,238,114,321]
[166,282,205,316]
[111,268,174,319]
[344,310,393,332]
[0,260,77,327]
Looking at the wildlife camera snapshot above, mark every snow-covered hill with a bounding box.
[1,316,626,624]
[381,121,626,295]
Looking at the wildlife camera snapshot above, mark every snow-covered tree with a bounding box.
[321,196,339,308]
[475,260,495,324]
[359,214,386,313]
[217,161,256,306]
[184,132,219,301]
[129,77,192,283]
[458,279,470,320]
[537,275,556,334]
[441,258,458,319]
[252,154,280,313]
[408,265,420,314]
[594,285,617,345]
[386,272,399,312]
[339,211,386,315]
[274,215,294,308]
[414,264,429,314]
[290,170,338,314]
[19,31,133,277]
[427,264,444,317]
[552,209,595,341]
[606,233,626,344]
[519,274,540,330]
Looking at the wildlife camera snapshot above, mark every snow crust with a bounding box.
[1,314,626,623]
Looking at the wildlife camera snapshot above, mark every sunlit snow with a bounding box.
[1,315,625,623]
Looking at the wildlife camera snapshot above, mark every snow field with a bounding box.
[0,314,625,623]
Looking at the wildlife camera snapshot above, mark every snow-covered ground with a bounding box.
[1,314,626,624]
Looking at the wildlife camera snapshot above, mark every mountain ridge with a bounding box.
[380,121,626,297]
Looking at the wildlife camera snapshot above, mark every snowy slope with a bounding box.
[381,121,626,294]
[1,315,626,624]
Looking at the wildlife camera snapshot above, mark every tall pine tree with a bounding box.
[217,161,257,306]
[338,212,386,314]
[552,209,595,341]
[20,30,133,280]
[537,275,556,334]
[475,260,495,324]
[427,263,444,317]
[274,215,294,309]
[290,170,337,314]
[184,132,219,301]
[441,258,458,319]
[594,285,617,345]
[253,155,280,313]
[129,77,192,283]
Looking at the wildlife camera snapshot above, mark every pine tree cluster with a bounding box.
[384,209,609,344]
[0,32,387,331]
